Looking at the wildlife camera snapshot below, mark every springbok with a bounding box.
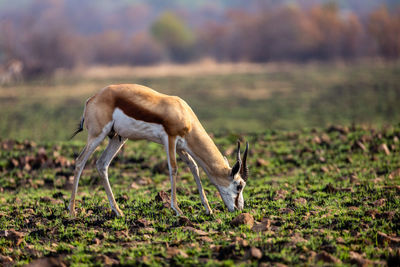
[0,59,23,85]
[69,84,249,216]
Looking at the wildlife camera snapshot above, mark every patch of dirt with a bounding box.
[231,213,254,228]
[26,256,67,267]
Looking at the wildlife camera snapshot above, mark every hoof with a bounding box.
[113,208,124,217]
[68,204,76,217]
[173,207,183,216]
[69,209,76,217]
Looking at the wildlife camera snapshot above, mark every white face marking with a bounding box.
[218,176,246,212]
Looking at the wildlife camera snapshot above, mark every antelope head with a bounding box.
[219,141,249,212]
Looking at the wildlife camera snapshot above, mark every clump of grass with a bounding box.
[0,125,399,265]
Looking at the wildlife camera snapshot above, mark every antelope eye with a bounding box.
[237,184,243,191]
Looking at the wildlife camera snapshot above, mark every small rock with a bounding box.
[175,216,195,227]
[378,143,390,155]
[279,208,294,214]
[327,125,349,134]
[377,232,400,245]
[40,196,53,203]
[373,198,386,207]
[323,183,337,193]
[290,233,307,244]
[231,213,254,228]
[320,134,331,145]
[355,141,367,152]
[138,177,152,185]
[350,174,359,183]
[92,238,101,246]
[274,189,288,200]
[166,247,188,258]
[252,218,271,232]
[294,198,307,205]
[315,251,341,264]
[0,229,25,246]
[96,255,119,266]
[336,237,345,244]
[247,247,262,259]
[349,251,372,267]
[135,218,152,227]
[183,226,208,236]
[312,136,322,144]
[388,168,400,179]
[198,236,213,243]
[346,156,353,163]
[0,254,13,264]
[256,158,269,167]
[130,182,139,189]
[320,166,329,173]
[155,191,170,208]
[26,256,67,267]
[139,227,156,234]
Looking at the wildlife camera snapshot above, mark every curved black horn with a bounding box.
[240,142,249,181]
[231,141,242,177]
[236,141,241,164]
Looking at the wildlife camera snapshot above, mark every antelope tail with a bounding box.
[69,116,85,140]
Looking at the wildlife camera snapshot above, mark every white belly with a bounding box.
[112,108,166,144]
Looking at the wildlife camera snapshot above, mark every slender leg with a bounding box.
[164,135,182,216]
[96,135,127,216]
[178,150,213,214]
[68,135,104,216]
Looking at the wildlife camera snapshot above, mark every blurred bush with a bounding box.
[0,1,399,78]
[151,12,196,62]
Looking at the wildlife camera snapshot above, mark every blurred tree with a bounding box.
[368,6,400,59]
[341,13,364,58]
[129,32,163,65]
[309,3,343,59]
[151,11,196,62]
[247,6,315,61]
[91,30,128,64]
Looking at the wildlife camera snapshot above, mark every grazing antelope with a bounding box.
[69,84,249,216]
[0,59,23,85]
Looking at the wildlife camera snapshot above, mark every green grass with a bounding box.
[1,61,400,141]
[1,61,400,265]
[1,125,400,265]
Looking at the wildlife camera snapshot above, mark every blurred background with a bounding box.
[0,0,400,141]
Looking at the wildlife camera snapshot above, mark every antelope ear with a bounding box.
[231,161,241,177]
[223,156,230,167]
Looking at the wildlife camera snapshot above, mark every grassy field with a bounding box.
[1,61,400,266]
[0,126,400,266]
[0,61,400,141]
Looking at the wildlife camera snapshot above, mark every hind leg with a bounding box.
[96,135,127,216]
[68,122,113,216]
[69,136,104,216]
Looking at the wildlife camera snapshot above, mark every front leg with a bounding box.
[178,150,213,214]
[164,135,183,216]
